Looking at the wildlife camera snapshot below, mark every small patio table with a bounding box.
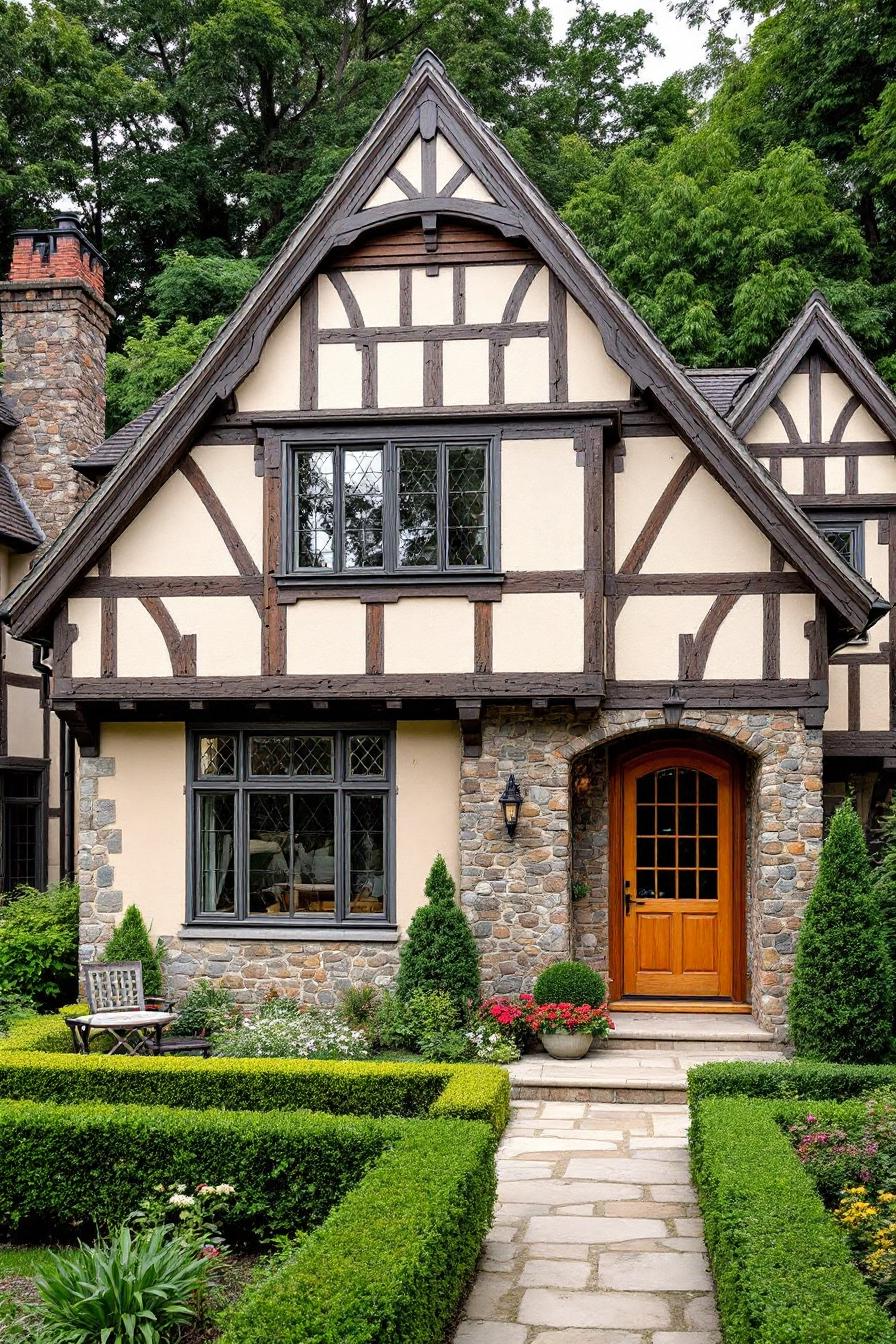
[64,1008,175,1056]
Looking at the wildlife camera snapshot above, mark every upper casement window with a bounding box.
[287,437,494,576]
[816,518,864,575]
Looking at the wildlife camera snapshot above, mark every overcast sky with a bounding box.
[542,0,751,82]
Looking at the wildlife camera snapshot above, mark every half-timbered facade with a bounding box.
[3,54,895,1037]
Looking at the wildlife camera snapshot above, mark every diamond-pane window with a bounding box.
[344,448,383,568]
[398,446,438,567]
[250,736,291,776]
[349,735,386,778]
[199,735,236,778]
[293,736,334,777]
[447,444,487,567]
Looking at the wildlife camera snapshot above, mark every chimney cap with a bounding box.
[53,212,82,233]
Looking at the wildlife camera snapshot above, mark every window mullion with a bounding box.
[385,441,397,573]
[334,446,344,573]
[438,440,448,572]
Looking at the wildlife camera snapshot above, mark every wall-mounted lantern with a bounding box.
[499,774,523,838]
[662,685,686,729]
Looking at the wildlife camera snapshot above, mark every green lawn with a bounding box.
[0,1247,54,1278]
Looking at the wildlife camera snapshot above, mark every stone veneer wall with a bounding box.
[79,706,822,1033]
[77,755,400,1007]
[459,706,823,1038]
[0,277,112,540]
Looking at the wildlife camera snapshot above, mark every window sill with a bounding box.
[178,924,400,944]
[275,572,503,603]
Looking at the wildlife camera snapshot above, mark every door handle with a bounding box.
[623,882,647,916]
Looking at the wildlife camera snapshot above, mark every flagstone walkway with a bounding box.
[452,1099,719,1344]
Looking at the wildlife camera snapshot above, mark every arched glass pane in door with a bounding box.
[635,767,720,904]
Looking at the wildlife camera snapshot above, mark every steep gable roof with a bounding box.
[75,393,175,478]
[0,465,43,550]
[1,54,885,642]
[686,369,755,417]
[731,291,896,442]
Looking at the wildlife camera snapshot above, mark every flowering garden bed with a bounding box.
[0,1013,508,1343]
[689,1062,896,1344]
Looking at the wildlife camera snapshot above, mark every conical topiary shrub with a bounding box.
[873,798,896,1010]
[789,798,893,1062]
[396,855,480,1013]
[102,905,165,999]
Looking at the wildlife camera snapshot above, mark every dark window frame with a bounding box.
[186,727,395,930]
[0,762,48,894]
[281,429,500,581]
[812,512,866,576]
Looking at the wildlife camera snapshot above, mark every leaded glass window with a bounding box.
[190,730,392,925]
[289,437,492,575]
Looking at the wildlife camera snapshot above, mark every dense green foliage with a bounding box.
[789,800,893,1063]
[32,1224,211,1344]
[691,1095,893,1343]
[169,978,239,1036]
[5,0,894,428]
[219,1116,496,1344]
[873,799,896,1009]
[396,856,480,1014]
[0,1096,403,1241]
[101,904,165,999]
[0,884,78,1010]
[533,960,607,1007]
[0,1025,510,1131]
[688,1058,896,1107]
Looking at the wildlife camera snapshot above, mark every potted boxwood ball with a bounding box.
[529,960,614,1060]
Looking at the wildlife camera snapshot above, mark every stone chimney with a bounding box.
[0,214,113,541]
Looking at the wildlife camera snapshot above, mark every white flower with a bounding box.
[214,1183,236,1196]
[169,1193,196,1208]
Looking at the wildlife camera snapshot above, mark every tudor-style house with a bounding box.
[4,52,896,1038]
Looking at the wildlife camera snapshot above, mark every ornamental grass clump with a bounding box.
[789,798,894,1063]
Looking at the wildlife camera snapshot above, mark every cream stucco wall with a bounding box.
[858,453,896,493]
[412,268,454,325]
[646,468,773,572]
[826,662,849,731]
[865,521,890,598]
[613,437,689,566]
[492,592,583,672]
[190,444,264,569]
[395,720,461,928]
[779,594,815,678]
[111,470,238,576]
[318,343,363,409]
[117,600,173,677]
[465,264,525,324]
[99,723,186,939]
[235,299,302,412]
[68,597,102,677]
[825,456,846,494]
[383,598,474,673]
[860,663,890,730]
[842,402,889,442]
[378,341,424,407]
[500,438,583,571]
[703,596,763,679]
[614,595,714,681]
[343,269,401,327]
[286,599,367,674]
[164,597,262,676]
[442,338,489,405]
[504,337,549,403]
[5,684,43,758]
[566,297,630,402]
[779,457,803,494]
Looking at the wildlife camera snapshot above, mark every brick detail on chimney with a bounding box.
[0,279,113,541]
[9,234,105,300]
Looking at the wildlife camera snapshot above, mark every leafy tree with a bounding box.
[102,904,165,999]
[106,316,225,431]
[147,250,261,327]
[789,799,893,1063]
[874,797,896,1007]
[0,882,78,1010]
[396,855,480,1013]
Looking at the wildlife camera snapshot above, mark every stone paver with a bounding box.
[451,1101,721,1344]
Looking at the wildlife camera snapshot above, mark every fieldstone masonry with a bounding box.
[0,217,113,540]
[78,707,821,1036]
[77,756,400,1006]
[460,706,823,1038]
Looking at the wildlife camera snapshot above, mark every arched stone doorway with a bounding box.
[459,705,823,1038]
[573,732,747,1006]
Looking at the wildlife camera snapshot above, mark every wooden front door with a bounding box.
[618,746,737,999]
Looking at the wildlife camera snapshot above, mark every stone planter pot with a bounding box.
[539,1031,594,1060]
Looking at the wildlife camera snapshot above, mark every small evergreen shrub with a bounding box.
[170,979,239,1037]
[789,799,894,1063]
[102,905,165,999]
[873,798,896,1017]
[533,960,607,1007]
[396,856,480,1013]
[0,883,78,1009]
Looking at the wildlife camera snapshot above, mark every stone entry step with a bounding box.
[509,1014,787,1104]
[607,1011,778,1053]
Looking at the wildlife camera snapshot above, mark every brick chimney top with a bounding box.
[8,214,107,300]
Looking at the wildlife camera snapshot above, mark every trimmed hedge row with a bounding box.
[691,1096,893,1344]
[220,1115,496,1344]
[0,1097,404,1242]
[0,1012,76,1054]
[688,1059,896,1107]
[0,1050,509,1133]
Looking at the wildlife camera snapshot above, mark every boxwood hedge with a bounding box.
[220,1115,496,1344]
[0,1097,403,1242]
[689,1059,896,1107]
[691,1095,893,1344]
